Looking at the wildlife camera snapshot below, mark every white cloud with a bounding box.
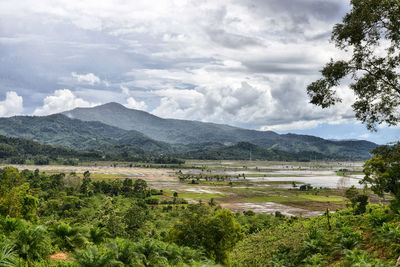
[0,91,23,117]
[71,72,101,85]
[33,89,97,115]
[260,121,320,131]
[1,0,359,133]
[124,97,147,110]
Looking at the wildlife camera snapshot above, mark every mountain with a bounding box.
[63,102,280,144]
[0,114,170,153]
[62,103,377,159]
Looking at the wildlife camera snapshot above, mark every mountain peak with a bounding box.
[98,102,127,109]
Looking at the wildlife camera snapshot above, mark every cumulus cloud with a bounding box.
[0,91,23,117]
[0,0,362,134]
[261,121,321,131]
[33,89,97,115]
[71,72,101,85]
[125,97,147,110]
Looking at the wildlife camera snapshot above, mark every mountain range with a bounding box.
[62,102,377,160]
[0,102,378,161]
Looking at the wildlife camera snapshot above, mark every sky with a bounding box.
[0,0,398,144]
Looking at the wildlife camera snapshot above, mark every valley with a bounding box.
[3,160,383,217]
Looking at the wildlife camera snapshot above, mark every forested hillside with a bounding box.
[0,114,170,153]
[0,113,375,161]
[63,103,377,159]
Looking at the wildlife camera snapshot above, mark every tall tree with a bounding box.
[307,0,400,130]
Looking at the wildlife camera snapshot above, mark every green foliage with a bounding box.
[169,205,243,265]
[334,226,362,251]
[363,143,400,212]
[0,242,17,267]
[50,223,87,251]
[74,246,113,267]
[307,0,400,130]
[343,249,391,267]
[345,186,369,214]
[89,227,109,245]
[123,204,148,240]
[232,205,399,266]
[133,179,148,198]
[0,168,39,222]
[13,226,51,263]
[298,228,328,259]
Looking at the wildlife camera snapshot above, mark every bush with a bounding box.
[367,206,391,228]
[13,226,51,263]
[145,197,159,205]
[343,249,391,267]
[74,245,114,267]
[335,227,362,251]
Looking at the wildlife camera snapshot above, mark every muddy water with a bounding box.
[240,175,363,188]
[221,202,323,217]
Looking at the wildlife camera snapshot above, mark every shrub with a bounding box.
[335,227,362,251]
[343,249,391,267]
[74,245,114,267]
[144,197,159,205]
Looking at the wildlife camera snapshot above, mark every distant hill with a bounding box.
[0,134,102,164]
[0,114,170,154]
[62,103,377,159]
[175,142,331,161]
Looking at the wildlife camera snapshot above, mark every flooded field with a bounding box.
[3,160,381,217]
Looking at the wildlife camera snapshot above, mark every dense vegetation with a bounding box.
[177,142,359,161]
[0,165,399,266]
[0,114,170,153]
[0,167,239,266]
[232,205,398,266]
[0,134,185,165]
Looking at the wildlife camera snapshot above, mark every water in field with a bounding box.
[238,174,363,188]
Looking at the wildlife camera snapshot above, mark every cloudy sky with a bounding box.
[0,0,398,144]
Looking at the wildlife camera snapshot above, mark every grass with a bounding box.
[241,192,346,204]
[244,195,304,203]
[298,194,346,202]
[76,173,129,180]
[162,189,226,200]
[178,192,226,200]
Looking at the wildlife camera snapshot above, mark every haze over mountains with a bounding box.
[0,102,377,161]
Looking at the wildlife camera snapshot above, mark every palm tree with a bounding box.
[106,239,142,266]
[50,223,87,251]
[0,216,24,236]
[74,246,113,267]
[0,242,17,267]
[132,240,169,266]
[13,225,50,264]
[89,227,109,245]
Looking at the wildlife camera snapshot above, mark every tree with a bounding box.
[307,0,400,130]
[80,171,92,196]
[74,246,114,267]
[89,227,109,245]
[14,226,51,264]
[123,204,147,240]
[168,206,243,265]
[133,179,147,198]
[345,186,369,214]
[362,143,400,211]
[50,223,87,251]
